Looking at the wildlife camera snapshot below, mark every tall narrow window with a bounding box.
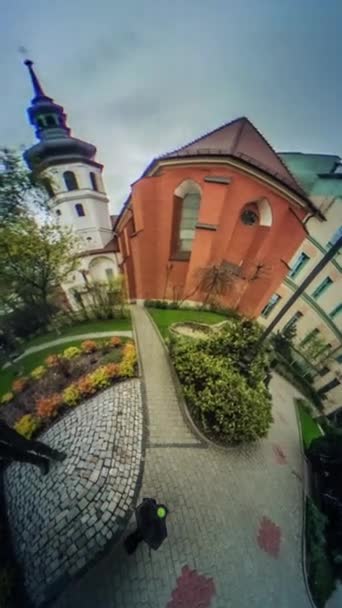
[283,311,303,331]
[105,268,114,280]
[64,171,79,191]
[312,277,333,300]
[330,303,342,319]
[42,178,54,198]
[288,252,310,279]
[261,294,281,318]
[300,328,319,347]
[89,172,99,191]
[75,203,85,217]
[178,193,200,252]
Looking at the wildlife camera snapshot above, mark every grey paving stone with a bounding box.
[4,380,143,607]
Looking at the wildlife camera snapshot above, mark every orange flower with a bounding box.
[12,377,29,393]
[77,375,96,396]
[45,354,61,368]
[36,393,62,419]
[105,363,120,378]
[110,336,122,348]
[80,340,98,354]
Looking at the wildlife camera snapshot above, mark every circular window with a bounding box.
[241,209,258,225]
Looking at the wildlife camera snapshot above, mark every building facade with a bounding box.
[23,60,120,309]
[259,153,342,411]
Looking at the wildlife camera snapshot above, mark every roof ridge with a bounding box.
[159,116,247,159]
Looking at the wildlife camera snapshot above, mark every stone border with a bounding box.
[145,309,242,452]
[294,400,317,608]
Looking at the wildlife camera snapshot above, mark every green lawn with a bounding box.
[297,399,323,450]
[147,308,227,338]
[0,338,109,398]
[23,317,132,349]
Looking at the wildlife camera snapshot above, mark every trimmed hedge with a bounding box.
[169,319,273,444]
[306,498,335,608]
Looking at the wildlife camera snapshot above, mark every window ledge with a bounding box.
[169,252,191,261]
[196,222,217,231]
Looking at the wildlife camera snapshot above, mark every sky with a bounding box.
[1,0,342,213]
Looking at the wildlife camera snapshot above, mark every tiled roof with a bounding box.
[160,117,305,196]
[78,237,119,257]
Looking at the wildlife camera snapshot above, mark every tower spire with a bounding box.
[24,59,51,101]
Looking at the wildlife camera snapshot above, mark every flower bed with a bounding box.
[0,338,137,439]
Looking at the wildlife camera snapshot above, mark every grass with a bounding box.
[296,398,323,450]
[0,338,114,398]
[24,318,132,348]
[147,308,227,338]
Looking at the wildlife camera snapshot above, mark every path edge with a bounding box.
[145,308,244,452]
[294,399,317,608]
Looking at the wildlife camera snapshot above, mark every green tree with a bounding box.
[0,148,48,225]
[0,217,80,321]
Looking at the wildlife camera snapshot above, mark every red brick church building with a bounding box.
[115,117,321,317]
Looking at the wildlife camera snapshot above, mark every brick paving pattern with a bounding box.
[4,379,143,607]
[53,306,311,608]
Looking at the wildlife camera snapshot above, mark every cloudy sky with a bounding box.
[1,0,342,212]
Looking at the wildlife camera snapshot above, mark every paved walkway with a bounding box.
[54,307,311,608]
[2,331,133,368]
[5,380,143,607]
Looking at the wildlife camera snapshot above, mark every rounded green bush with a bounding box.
[171,332,273,444]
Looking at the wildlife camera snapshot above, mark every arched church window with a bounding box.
[89,172,99,191]
[36,116,45,128]
[178,192,201,252]
[64,171,79,191]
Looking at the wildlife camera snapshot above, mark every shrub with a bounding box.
[36,393,63,419]
[80,340,98,354]
[1,392,14,405]
[306,498,335,608]
[45,354,61,368]
[86,366,111,390]
[104,363,120,379]
[31,365,46,381]
[12,376,29,393]
[77,375,96,397]
[119,343,137,378]
[109,336,122,348]
[63,346,81,360]
[63,383,82,407]
[14,414,41,439]
[171,338,272,443]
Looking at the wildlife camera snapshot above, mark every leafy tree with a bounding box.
[0,217,80,324]
[0,148,48,225]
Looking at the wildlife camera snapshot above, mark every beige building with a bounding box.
[259,153,342,412]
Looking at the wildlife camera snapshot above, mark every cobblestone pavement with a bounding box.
[4,380,143,607]
[53,307,311,608]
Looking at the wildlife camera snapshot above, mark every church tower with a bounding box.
[23,59,113,251]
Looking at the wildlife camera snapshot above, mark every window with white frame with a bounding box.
[261,293,281,318]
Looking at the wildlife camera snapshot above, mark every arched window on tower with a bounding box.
[63,171,79,191]
[45,114,58,127]
[89,172,99,191]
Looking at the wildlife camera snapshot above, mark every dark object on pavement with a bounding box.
[124,497,168,555]
[0,420,66,475]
